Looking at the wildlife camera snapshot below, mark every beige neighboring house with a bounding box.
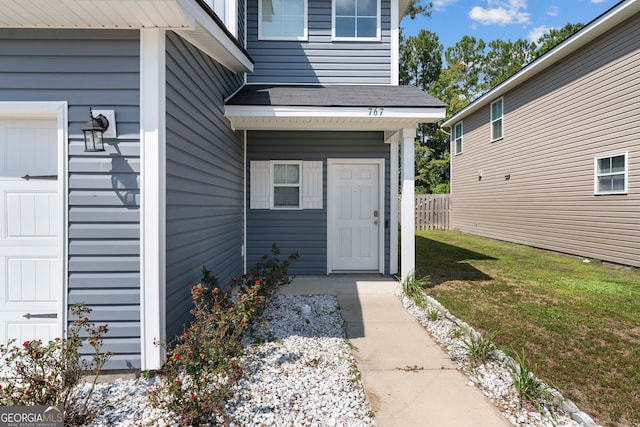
[443,0,640,268]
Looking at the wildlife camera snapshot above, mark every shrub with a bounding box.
[153,244,298,425]
[0,303,112,426]
[401,273,431,308]
[456,329,500,370]
[507,349,556,419]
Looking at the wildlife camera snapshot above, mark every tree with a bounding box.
[532,23,584,59]
[400,29,442,90]
[484,38,534,88]
[399,30,448,194]
[404,0,433,19]
[443,36,487,104]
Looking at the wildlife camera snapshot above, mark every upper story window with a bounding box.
[454,121,463,155]
[490,97,503,141]
[259,0,308,40]
[595,153,628,195]
[333,0,380,41]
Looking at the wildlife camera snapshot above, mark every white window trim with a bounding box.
[594,152,628,195]
[258,0,309,41]
[490,97,503,142]
[454,121,463,155]
[331,0,381,41]
[271,160,303,210]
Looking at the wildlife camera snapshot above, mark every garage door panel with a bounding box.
[1,124,57,178]
[0,116,60,347]
[6,192,57,237]
[7,257,57,303]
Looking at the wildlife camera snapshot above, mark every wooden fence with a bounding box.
[414,194,450,230]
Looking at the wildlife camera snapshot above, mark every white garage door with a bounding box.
[0,117,61,346]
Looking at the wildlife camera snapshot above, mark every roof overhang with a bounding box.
[224,105,446,131]
[0,0,253,73]
[443,0,640,127]
[225,84,446,132]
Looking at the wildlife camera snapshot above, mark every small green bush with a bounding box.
[0,303,112,426]
[457,329,500,370]
[507,349,556,419]
[152,244,298,426]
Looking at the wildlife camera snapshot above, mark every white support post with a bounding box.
[400,128,416,281]
[389,140,399,275]
[140,28,166,370]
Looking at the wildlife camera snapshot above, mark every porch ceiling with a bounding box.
[0,0,191,28]
[224,84,447,131]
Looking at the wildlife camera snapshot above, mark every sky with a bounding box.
[400,0,619,50]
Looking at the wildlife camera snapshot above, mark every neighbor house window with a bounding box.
[491,97,503,141]
[259,0,308,40]
[333,0,380,40]
[595,153,628,194]
[454,121,463,155]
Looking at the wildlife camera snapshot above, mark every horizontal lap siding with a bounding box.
[450,14,640,267]
[247,131,390,274]
[246,0,391,84]
[165,32,244,342]
[0,29,142,368]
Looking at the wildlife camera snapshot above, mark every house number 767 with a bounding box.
[368,107,384,116]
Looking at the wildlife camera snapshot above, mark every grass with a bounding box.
[416,230,640,427]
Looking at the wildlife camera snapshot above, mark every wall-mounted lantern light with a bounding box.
[82,108,109,152]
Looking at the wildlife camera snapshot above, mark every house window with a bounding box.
[333,0,380,40]
[491,97,503,141]
[454,121,463,155]
[273,162,301,208]
[595,153,628,195]
[250,161,323,209]
[259,0,308,40]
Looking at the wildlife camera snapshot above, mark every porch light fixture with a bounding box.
[82,108,109,152]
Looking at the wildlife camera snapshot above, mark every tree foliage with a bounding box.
[399,22,582,194]
[404,0,433,20]
[532,22,584,60]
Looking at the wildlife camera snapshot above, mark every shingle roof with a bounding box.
[226,84,446,108]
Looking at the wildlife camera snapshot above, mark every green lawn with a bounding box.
[415,230,640,427]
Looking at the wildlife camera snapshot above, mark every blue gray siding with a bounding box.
[0,29,142,369]
[247,131,390,274]
[165,32,245,341]
[237,0,246,46]
[246,0,392,84]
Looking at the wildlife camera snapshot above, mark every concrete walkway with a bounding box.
[282,275,510,427]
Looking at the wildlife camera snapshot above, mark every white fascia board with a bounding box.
[225,105,446,119]
[177,0,253,72]
[443,0,640,127]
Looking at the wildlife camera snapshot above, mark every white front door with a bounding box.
[0,117,61,346]
[329,160,383,272]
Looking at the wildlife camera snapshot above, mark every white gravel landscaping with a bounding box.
[78,291,598,427]
[81,294,374,427]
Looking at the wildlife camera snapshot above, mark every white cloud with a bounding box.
[468,0,531,26]
[546,5,559,16]
[432,0,458,11]
[591,0,606,3]
[528,25,553,42]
